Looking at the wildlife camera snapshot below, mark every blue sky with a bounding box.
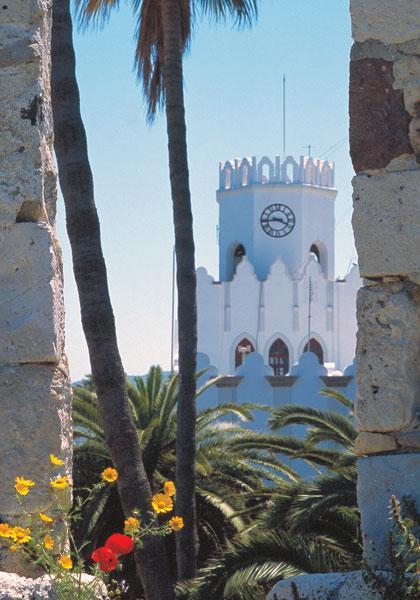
[57,0,356,381]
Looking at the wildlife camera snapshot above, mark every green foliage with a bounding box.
[74,382,363,598]
[72,367,291,567]
[177,390,361,598]
[363,495,420,600]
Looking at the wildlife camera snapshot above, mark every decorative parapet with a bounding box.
[218,155,335,190]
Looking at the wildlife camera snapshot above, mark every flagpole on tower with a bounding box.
[282,74,286,158]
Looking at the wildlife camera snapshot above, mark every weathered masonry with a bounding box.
[350,0,420,573]
[0,0,71,574]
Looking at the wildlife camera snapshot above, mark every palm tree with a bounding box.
[73,367,293,555]
[76,0,258,579]
[176,391,361,599]
[51,3,174,598]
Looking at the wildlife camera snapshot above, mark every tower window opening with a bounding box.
[261,164,270,183]
[233,244,246,273]
[303,338,324,364]
[235,338,255,368]
[286,163,294,184]
[224,168,232,189]
[310,243,320,262]
[241,165,249,186]
[269,338,289,376]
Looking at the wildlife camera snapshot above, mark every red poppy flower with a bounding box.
[105,533,134,556]
[92,546,119,572]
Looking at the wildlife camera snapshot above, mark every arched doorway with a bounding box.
[233,244,246,273]
[269,338,289,376]
[303,338,324,364]
[235,338,255,368]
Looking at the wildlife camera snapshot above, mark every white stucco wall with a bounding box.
[197,256,360,375]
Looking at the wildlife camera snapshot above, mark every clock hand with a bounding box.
[262,217,288,224]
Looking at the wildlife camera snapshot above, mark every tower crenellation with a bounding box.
[219,154,335,190]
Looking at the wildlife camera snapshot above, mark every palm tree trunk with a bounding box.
[51,2,174,598]
[161,0,198,581]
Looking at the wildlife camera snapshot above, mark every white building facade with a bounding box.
[196,154,361,376]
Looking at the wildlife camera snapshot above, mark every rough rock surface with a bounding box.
[350,0,420,45]
[349,58,412,172]
[267,571,382,600]
[352,171,420,282]
[396,430,420,450]
[393,53,420,116]
[358,453,420,569]
[0,1,56,226]
[355,282,420,433]
[355,432,398,456]
[0,223,65,364]
[0,571,106,599]
[0,0,72,574]
[0,361,72,516]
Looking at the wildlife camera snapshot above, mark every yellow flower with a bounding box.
[50,476,70,490]
[15,477,35,496]
[15,483,30,496]
[168,516,184,532]
[0,523,12,538]
[58,555,73,570]
[101,467,118,483]
[44,534,54,550]
[10,527,31,544]
[50,454,64,466]
[124,517,140,534]
[39,512,53,523]
[164,481,176,497]
[15,477,35,487]
[9,545,18,552]
[151,493,173,514]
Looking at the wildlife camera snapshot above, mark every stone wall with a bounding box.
[0,0,71,574]
[350,0,420,570]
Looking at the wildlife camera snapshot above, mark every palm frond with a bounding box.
[75,0,120,29]
[320,388,354,412]
[197,0,258,26]
[176,531,343,600]
[269,405,356,449]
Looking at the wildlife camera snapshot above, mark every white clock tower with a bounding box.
[195,154,360,376]
[218,155,336,281]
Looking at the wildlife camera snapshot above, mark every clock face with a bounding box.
[260,203,296,238]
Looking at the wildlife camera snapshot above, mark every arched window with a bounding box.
[269,338,289,376]
[303,338,324,364]
[241,165,248,186]
[310,243,320,262]
[235,338,255,368]
[224,167,232,189]
[233,244,246,273]
[261,163,270,184]
[286,162,294,184]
